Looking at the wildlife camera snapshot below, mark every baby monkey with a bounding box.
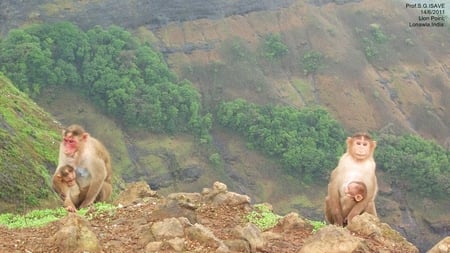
[341,180,367,224]
[52,164,83,212]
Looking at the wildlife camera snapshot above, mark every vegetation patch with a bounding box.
[217,99,346,179]
[0,74,60,213]
[246,203,282,231]
[0,202,116,229]
[292,78,315,104]
[301,51,323,75]
[308,219,326,232]
[261,33,289,60]
[0,22,211,139]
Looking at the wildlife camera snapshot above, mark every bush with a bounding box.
[261,33,289,60]
[302,51,323,75]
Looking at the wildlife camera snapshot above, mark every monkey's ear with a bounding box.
[372,140,377,148]
[346,137,353,148]
[355,194,363,202]
[81,133,89,141]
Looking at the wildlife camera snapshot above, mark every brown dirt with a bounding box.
[0,201,312,253]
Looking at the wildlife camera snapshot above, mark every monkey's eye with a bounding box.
[64,138,75,144]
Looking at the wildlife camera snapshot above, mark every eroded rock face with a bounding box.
[0,0,296,36]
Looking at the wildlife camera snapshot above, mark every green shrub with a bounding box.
[302,51,323,75]
[261,33,289,60]
[246,204,282,231]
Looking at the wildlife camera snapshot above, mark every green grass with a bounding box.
[246,203,282,231]
[308,219,326,232]
[0,202,116,229]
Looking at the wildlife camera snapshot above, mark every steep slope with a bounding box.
[151,0,450,143]
[0,73,61,213]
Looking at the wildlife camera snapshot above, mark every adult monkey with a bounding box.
[324,133,377,226]
[52,124,112,209]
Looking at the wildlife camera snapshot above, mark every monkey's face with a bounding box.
[351,138,371,160]
[62,170,77,187]
[63,134,80,157]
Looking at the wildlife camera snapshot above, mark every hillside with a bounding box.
[154,0,450,142]
[1,0,450,252]
[0,73,61,212]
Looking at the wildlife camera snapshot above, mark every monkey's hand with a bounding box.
[65,205,77,213]
[332,210,344,226]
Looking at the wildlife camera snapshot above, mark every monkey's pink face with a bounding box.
[63,135,79,157]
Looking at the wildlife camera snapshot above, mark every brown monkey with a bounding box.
[343,181,366,204]
[52,124,112,209]
[324,133,377,226]
[53,164,82,212]
[341,181,367,222]
[325,180,367,224]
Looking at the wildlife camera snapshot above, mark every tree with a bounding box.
[262,33,289,60]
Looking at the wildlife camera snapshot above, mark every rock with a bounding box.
[234,223,264,251]
[151,217,185,240]
[166,237,185,251]
[150,200,197,223]
[278,212,313,231]
[223,239,251,252]
[1,0,298,36]
[114,181,159,207]
[52,213,102,253]
[299,225,368,253]
[347,213,419,253]
[427,236,450,253]
[202,181,251,207]
[186,223,228,250]
[145,241,163,252]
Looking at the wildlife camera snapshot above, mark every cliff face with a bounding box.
[1,0,450,252]
[150,0,450,144]
[0,0,296,34]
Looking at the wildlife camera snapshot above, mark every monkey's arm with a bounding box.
[52,173,67,201]
[327,169,345,226]
[63,193,77,212]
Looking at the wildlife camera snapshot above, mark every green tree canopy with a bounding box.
[376,134,450,197]
[217,99,346,179]
[0,22,210,138]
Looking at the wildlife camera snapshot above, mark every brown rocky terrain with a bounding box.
[0,181,427,253]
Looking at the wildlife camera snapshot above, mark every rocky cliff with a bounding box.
[1,0,450,252]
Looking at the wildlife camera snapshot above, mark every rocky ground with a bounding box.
[0,181,426,253]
